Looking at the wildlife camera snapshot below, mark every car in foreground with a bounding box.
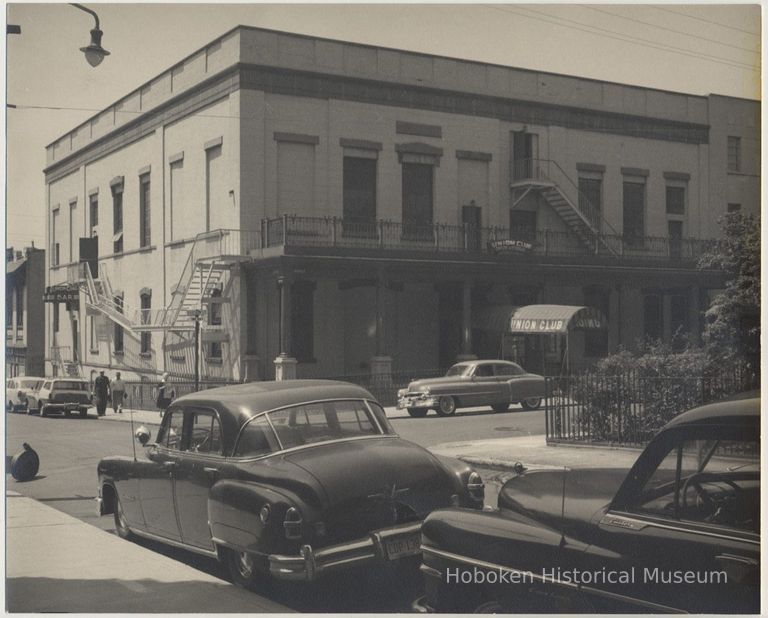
[397,360,544,417]
[6,376,45,413]
[32,378,93,417]
[417,395,759,613]
[97,380,485,589]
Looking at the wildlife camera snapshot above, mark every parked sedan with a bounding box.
[97,380,485,590]
[397,360,544,417]
[417,395,759,613]
[32,378,93,417]
[5,376,44,413]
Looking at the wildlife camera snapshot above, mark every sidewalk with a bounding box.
[6,491,291,613]
[430,434,642,470]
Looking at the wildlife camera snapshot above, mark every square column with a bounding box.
[457,280,477,362]
[273,275,297,380]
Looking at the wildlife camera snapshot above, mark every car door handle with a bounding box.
[715,554,759,584]
[203,466,219,481]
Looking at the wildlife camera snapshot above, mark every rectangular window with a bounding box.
[53,302,59,333]
[343,157,377,237]
[402,162,433,240]
[189,410,223,454]
[140,294,151,354]
[643,293,663,342]
[583,286,609,357]
[668,220,683,259]
[139,174,151,248]
[113,294,124,354]
[205,145,222,233]
[68,201,76,263]
[6,290,12,327]
[89,316,97,352]
[112,185,123,254]
[509,210,537,242]
[16,286,23,327]
[89,194,98,237]
[291,281,315,363]
[727,136,741,172]
[208,288,223,360]
[169,159,183,241]
[665,186,685,215]
[578,177,602,220]
[727,203,742,213]
[52,210,59,266]
[623,181,645,247]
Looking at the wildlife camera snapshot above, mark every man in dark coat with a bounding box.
[93,370,111,417]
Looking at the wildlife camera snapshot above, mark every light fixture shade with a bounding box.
[80,28,110,67]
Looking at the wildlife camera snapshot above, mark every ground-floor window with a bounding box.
[643,293,663,342]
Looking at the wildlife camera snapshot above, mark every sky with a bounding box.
[4,2,762,251]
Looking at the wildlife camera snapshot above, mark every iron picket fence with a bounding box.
[545,364,759,446]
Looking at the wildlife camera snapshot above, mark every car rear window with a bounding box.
[236,400,389,456]
[53,381,89,390]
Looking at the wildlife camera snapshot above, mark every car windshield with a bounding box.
[20,379,42,389]
[53,381,89,391]
[446,364,471,377]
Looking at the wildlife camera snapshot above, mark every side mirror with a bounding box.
[135,426,151,446]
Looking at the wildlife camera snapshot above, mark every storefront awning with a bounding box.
[508,305,606,333]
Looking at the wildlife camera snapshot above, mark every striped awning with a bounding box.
[508,305,606,333]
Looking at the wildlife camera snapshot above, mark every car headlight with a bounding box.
[466,471,485,502]
[397,389,407,398]
[283,506,303,539]
[421,387,431,396]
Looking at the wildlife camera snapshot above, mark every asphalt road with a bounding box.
[5,406,545,611]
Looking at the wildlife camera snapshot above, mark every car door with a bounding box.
[139,406,185,541]
[465,363,499,406]
[173,406,225,550]
[581,426,759,613]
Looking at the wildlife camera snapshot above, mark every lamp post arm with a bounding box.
[70,3,101,30]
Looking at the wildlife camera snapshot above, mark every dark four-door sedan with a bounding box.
[97,380,484,589]
[418,395,759,613]
[398,360,545,417]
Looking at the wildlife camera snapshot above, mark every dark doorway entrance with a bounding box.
[461,204,482,251]
[512,132,535,181]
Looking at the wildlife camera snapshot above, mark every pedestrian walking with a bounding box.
[156,372,175,417]
[111,371,126,414]
[93,371,111,417]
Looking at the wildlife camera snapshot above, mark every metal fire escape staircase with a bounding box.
[511,159,620,256]
[80,230,247,337]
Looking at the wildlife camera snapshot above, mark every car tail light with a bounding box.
[283,507,303,539]
[259,504,271,524]
[467,471,485,502]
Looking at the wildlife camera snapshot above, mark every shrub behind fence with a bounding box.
[545,364,759,446]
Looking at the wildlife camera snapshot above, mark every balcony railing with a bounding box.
[264,215,713,262]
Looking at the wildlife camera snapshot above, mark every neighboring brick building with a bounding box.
[6,247,46,377]
[43,26,759,384]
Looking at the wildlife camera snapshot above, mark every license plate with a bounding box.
[384,533,421,560]
[65,405,79,411]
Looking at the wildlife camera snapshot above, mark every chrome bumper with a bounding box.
[268,521,422,581]
[397,396,438,409]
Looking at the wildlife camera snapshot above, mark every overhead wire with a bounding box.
[652,5,760,37]
[482,5,759,72]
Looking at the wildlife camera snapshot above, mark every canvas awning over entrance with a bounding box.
[508,305,606,334]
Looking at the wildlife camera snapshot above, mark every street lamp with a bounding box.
[70,3,110,67]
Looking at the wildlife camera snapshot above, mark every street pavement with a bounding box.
[5,402,646,612]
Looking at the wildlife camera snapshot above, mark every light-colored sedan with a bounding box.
[6,377,45,413]
[397,360,545,418]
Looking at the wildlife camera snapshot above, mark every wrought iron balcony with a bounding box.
[261,215,714,264]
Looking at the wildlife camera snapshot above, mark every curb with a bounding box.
[457,456,562,472]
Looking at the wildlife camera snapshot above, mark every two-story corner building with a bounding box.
[6,247,46,378]
[43,26,759,385]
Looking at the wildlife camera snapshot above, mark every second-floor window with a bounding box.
[343,156,377,236]
[112,185,123,254]
[578,177,602,219]
[727,136,741,172]
[51,209,60,267]
[16,287,23,327]
[402,162,433,240]
[140,293,151,354]
[139,174,151,248]
[623,181,645,247]
[89,194,98,237]
[666,186,685,215]
[113,294,124,354]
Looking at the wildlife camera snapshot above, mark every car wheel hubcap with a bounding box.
[526,398,541,407]
[440,397,455,414]
[236,551,253,578]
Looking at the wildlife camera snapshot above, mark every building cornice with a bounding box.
[45,62,710,183]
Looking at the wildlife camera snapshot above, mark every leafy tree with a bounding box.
[698,212,760,371]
